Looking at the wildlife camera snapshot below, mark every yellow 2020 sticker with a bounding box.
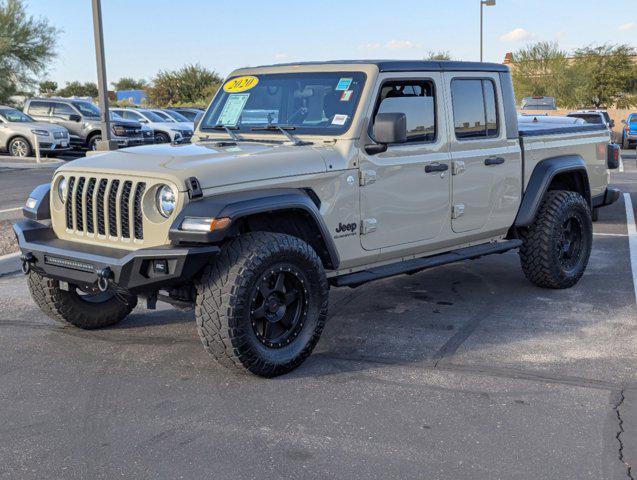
[223,76,259,93]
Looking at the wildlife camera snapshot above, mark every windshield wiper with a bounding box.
[250,124,311,146]
[208,124,242,141]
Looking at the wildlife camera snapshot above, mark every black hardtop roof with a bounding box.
[253,60,509,73]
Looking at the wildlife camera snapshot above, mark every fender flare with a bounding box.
[514,155,591,227]
[169,188,340,269]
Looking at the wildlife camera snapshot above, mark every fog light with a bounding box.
[153,259,168,274]
[180,217,231,232]
[25,197,37,209]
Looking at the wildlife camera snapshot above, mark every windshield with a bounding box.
[152,110,174,121]
[0,108,34,123]
[72,101,100,118]
[201,72,366,136]
[165,110,190,122]
[140,110,166,122]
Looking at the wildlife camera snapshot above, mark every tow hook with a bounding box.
[96,267,114,292]
[20,253,35,274]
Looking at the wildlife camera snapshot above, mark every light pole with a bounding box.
[91,0,117,151]
[480,0,496,62]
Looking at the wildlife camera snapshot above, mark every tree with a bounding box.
[510,41,572,106]
[0,0,59,103]
[38,80,57,95]
[56,81,98,98]
[568,44,637,108]
[425,50,453,61]
[147,64,222,107]
[111,77,147,91]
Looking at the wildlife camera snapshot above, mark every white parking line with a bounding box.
[0,207,21,214]
[593,232,628,237]
[619,155,624,173]
[623,193,637,303]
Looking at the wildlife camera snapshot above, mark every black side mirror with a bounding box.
[365,112,407,155]
[69,113,81,122]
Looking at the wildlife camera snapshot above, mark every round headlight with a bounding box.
[57,177,67,203]
[156,185,176,218]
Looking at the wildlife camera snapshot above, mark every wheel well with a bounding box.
[86,130,101,146]
[233,210,335,269]
[6,134,32,150]
[547,170,591,206]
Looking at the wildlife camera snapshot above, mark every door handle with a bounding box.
[484,156,505,166]
[425,163,449,173]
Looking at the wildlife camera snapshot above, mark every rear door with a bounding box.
[444,73,521,234]
[25,100,52,123]
[359,73,451,251]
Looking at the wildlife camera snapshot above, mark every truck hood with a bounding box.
[56,141,329,191]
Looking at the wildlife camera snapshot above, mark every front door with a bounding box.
[50,102,83,141]
[359,73,450,251]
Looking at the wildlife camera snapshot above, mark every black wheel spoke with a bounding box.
[252,305,266,320]
[259,281,272,298]
[274,272,286,292]
[284,289,299,306]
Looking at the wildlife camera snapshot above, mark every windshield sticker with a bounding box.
[335,78,353,91]
[332,114,348,126]
[340,90,353,102]
[218,93,250,126]
[223,76,259,93]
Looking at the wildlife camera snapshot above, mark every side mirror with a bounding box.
[609,120,615,128]
[69,113,81,122]
[373,113,407,144]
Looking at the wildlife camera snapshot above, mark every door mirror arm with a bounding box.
[364,143,388,155]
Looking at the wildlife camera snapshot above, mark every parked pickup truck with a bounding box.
[14,60,621,377]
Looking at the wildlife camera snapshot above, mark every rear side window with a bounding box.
[451,79,499,140]
[27,101,51,116]
[374,80,436,143]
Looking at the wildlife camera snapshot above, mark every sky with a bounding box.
[24,0,637,87]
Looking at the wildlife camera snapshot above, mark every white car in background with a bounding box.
[111,108,193,144]
[110,110,155,144]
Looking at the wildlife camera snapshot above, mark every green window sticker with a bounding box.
[218,93,250,126]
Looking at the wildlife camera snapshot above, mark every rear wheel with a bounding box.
[27,271,136,329]
[195,232,329,377]
[8,136,32,157]
[519,190,592,289]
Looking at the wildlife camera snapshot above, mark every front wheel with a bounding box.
[8,136,33,157]
[87,134,101,151]
[27,272,136,329]
[519,190,592,289]
[195,232,329,377]
[154,132,170,144]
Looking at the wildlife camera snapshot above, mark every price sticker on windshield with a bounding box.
[224,76,259,93]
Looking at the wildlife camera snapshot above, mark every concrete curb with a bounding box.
[0,252,21,277]
[0,160,63,169]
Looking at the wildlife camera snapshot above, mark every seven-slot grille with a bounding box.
[64,175,146,241]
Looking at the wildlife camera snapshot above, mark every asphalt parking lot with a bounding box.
[0,152,636,479]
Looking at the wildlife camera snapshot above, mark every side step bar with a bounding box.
[333,240,523,288]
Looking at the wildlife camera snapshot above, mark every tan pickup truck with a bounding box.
[15,60,620,376]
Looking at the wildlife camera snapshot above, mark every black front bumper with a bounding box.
[13,220,219,292]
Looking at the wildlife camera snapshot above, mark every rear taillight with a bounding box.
[607,143,620,169]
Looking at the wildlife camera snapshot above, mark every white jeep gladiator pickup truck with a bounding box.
[15,60,621,376]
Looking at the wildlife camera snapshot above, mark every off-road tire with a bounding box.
[519,190,592,289]
[195,232,329,377]
[27,271,136,329]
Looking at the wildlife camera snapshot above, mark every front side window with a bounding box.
[118,110,142,121]
[451,79,499,140]
[52,102,76,118]
[153,110,173,121]
[201,72,366,136]
[373,80,436,143]
[27,101,51,116]
[72,101,100,118]
[138,110,165,122]
[165,110,189,122]
[0,108,34,123]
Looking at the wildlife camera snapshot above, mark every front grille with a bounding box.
[64,175,146,242]
[53,131,68,139]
